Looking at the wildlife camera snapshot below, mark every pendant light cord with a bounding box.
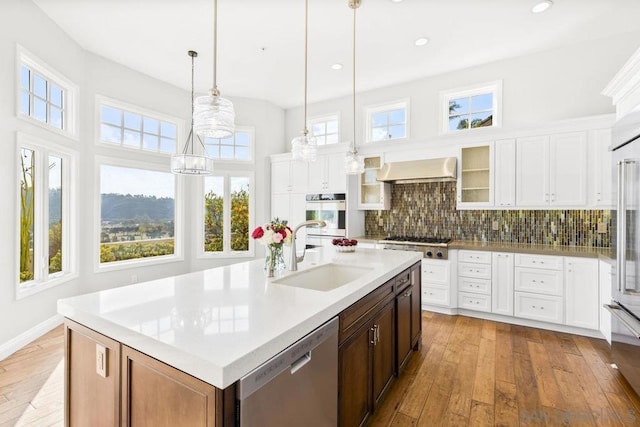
[303,0,309,135]
[212,0,219,95]
[191,51,195,155]
[351,1,357,155]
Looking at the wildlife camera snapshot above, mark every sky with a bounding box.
[100,165,175,198]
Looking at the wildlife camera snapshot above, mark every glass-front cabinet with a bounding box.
[457,144,494,208]
[358,155,391,210]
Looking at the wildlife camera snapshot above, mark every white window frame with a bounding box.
[364,99,410,143]
[95,156,184,272]
[203,126,255,163]
[95,95,184,157]
[16,45,79,140]
[307,113,341,145]
[197,171,255,259]
[439,80,503,134]
[16,132,78,300]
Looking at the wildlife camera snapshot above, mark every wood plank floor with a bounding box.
[1,314,640,426]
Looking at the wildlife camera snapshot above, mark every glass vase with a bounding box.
[265,244,286,277]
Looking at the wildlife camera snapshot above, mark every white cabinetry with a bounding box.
[422,258,452,307]
[457,250,492,313]
[492,252,514,316]
[494,139,516,208]
[516,132,588,208]
[271,159,308,193]
[307,153,347,193]
[457,144,493,208]
[599,260,612,343]
[358,155,390,210]
[589,129,613,208]
[565,257,599,330]
[514,254,564,324]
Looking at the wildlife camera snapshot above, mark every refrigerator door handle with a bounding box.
[617,160,627,292]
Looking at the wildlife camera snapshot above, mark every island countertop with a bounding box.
[57,247,421,389]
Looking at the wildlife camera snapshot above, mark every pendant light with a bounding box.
[171,50,214,175]
[291,0,318,162]
[194,0,235,139]
[345,0,365,175]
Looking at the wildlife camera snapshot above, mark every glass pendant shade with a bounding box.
[291,132,318,162]
[345,150,364,175]
[193,92,235,139]
[171,153,214,175]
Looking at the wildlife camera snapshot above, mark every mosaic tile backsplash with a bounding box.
[364,182,611,247]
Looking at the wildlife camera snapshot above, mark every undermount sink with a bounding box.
[272,263,373,292]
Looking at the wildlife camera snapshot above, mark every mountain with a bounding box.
[101,193,174,222]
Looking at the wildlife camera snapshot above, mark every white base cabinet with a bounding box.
[565,257,599,330]
[421,258,452,308]
[514,292,564,324]
[492,253,514,316]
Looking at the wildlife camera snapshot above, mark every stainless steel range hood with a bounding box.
[376,157,457,184]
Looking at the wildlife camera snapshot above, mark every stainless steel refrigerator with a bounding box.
[608,109,640,396]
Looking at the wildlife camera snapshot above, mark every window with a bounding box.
[201,172,254,257]
[98,162,181,268]
[365,100,409,142]
[440,80,502,133]
[17,133,77,298]
[17,45,78,137]
[98,97,180,155]
[203,127,254,162]
[308,114,340,145]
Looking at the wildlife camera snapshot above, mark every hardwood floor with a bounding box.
[1,314,640,426]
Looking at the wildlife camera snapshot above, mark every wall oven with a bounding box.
[305,194,347,245]
[609,109,640,397]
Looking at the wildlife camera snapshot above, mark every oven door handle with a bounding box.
[605,304,640,339]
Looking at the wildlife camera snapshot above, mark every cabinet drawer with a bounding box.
[458,292,492,313]
[421,262,449,285]
[459,250,491,264]
[515,267,563,296]
[458,277,491,295]
[458,263,492,280]
[339,278,394,343]
[514,254,562,270]
[395,268,411,292]
[515,292,563,324]
[422,287,450,307]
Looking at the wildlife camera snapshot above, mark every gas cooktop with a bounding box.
[379,236,451,246]
[379,236,452,259]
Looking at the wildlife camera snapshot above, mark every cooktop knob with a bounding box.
[436,251,443,258]
[426,251,433,257]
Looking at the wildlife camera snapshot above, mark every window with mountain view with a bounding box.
[99,164,177,266]
[441,81,502,133]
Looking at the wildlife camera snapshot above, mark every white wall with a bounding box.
[285,31,640,147]
[0,0,284,350]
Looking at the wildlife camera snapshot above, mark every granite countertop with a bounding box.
[58,247,421,389]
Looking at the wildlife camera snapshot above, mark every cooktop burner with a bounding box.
[381,236,451,245]
[379,236,451,259]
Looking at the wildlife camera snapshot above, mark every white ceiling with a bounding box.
[32,0,640,109]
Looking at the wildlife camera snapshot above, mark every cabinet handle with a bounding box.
[370,326,376,345]
[376,325,380,343]
[403,290,411,298]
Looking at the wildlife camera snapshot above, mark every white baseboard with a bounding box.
[0,315,64,362]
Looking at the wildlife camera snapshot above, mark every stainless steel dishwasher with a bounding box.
[237,317,338,426]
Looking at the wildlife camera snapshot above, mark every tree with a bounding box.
[230,188,249,251]
[20,150,34,282]
[204,190,223,251]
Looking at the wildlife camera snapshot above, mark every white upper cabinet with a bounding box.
[516,132,587,208]
[358,155,391,210]
[307,153,347,193]
[494,139,516,208]
[271,159,308,194]
[588,128,613,208]
[457,144,494,208]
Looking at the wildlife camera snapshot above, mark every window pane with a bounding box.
[204,176,224,252]
[159,137,176,154]
[316,136,326,146]
[388,124,406,139]
[19,148,35,283]
[142,133,159,151]
[388,109,405,125]
[326,120,338,134]
[20,91,30,116]
[235,132,250,146]
[205,145,220,158]
[143,117,159,135]
[449,97,468,116]
[371,111,387,127]
[312,122,325,135]
[160,122,176,138]
[100,165,175,263]
[470,111,493,128]
[34,98,47,122]
[50,107,63,129]
[471,93,492,112]
[230,177,249,251]
[124,112,142,130]
[235,147,250,161]
[123,129,141,148]
[220,145,234,159]
[20,66,30,90]
[449,115,469,131]
[48,156,62,275]
[101,124,121,143]
[33,74,47,98]
[50,85,63,107]
[101,106,122,126]
[371,127,389,141]
[326,134,339,145]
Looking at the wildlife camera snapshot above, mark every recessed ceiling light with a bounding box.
[390,0,404,3]
[531,0,552,13]
[331,63,343,70]
[414,37,429,47]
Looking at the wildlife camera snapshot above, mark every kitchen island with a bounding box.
[58,247,422,426]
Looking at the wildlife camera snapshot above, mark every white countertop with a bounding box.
[57,247,421,389]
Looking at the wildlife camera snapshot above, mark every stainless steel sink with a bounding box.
[272,263,373,292]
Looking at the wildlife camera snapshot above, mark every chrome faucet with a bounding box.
[289,220,327,271]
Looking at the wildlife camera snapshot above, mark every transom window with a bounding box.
[308,114,340,145]
[203,128,254,162]
[365,100,409,142]
[17,45,78,137]
[98,98,179,155]
[440,81,502,133]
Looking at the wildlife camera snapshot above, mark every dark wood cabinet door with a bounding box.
[410,263,422,347]
[396,287,412,372]
[339,321,373,427]
[372,300,395,405]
